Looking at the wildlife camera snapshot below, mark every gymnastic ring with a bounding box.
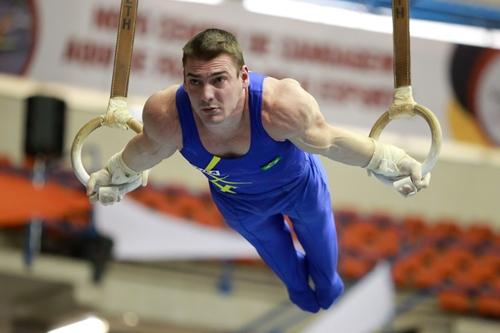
[71,117,143,186]
[369,103,442,176]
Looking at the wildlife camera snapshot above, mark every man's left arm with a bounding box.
[266,78,430,195]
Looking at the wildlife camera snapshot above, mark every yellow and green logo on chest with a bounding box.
[199,156,251,194]
[260,156,282,171]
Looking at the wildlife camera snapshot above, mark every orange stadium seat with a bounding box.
[413,246,439,266]
[414,265,445,289]
[367,211,394,227]
[438,290,471,313]
[489,276,500,295]
[392,255,420,288]
[426,219,463,243]
[334,207,359,225]
[400,215,429,247]
[376,227,400,257]
[476,294,500,318]
[127,187,500,307]
[461,224,494,247]
[0,173,90,226]
[339,256,373,280]
[441,247,475,269]
[433,255,456,279]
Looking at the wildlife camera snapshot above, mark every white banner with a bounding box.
[3,0,500,144]
[301,262,395,333]
[95,198,259,260]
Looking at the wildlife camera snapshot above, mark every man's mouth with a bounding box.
[201,106,219,112]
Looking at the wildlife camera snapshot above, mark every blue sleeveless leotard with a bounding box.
[175,72,343,312]
[176,72,307,196]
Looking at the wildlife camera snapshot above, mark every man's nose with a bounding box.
[201,84,214,102]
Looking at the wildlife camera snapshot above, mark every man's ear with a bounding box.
[240,65,249,87]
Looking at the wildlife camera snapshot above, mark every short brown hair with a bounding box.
[182,28,245,70]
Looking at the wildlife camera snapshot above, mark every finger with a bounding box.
[414,172,431,189]
[141,170,149,187]
[393,177,417,197]
[87,175,98,196]
[99,186,119,205]
[89,192,99,203]
[399,183,417,197]
[406,159,423,184]
[87,170,111,196]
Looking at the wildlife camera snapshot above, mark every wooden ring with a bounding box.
[369,103,442,175]
[71,117,143,185]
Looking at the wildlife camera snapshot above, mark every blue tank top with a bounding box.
[175,72,310,196]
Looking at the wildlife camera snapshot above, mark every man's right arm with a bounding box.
[86,85,181,203]
[122,85,182,172]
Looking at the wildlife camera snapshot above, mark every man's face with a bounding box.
[183,54,248,126]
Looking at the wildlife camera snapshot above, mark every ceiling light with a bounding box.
[174,0,224,5]
[243,0,500,49]
[47,316,109,333]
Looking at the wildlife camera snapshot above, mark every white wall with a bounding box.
[1,74,499,229]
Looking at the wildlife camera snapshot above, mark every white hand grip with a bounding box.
[97,178,141,204]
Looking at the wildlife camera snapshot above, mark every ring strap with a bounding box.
[392,0,411,88]
[110,0,138,98]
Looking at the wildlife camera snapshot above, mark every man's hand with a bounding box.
[86,151,148,205]
[365,140,431,197]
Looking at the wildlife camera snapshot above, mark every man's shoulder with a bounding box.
[146,84,180,109]
[142,85,182,143]
[261,77,309,140]
[143,85,179,119]
[262,77,302,106]
[262,75,322,142]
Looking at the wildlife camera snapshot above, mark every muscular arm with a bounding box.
[86,86,182,203]
[262,78,430,196]
[263,78,374,167]
[122,85,182,171]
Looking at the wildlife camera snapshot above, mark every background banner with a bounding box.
[2,0,499,145]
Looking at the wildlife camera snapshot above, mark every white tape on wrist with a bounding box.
[366,138,383,171]
[106,151,141,185]
[365,140,407,176]
[365,140,419,197]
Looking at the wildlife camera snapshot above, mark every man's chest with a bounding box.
[199,129,250,158]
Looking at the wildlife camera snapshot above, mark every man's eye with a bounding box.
[213,76,226,84]
[189,79,201,86]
